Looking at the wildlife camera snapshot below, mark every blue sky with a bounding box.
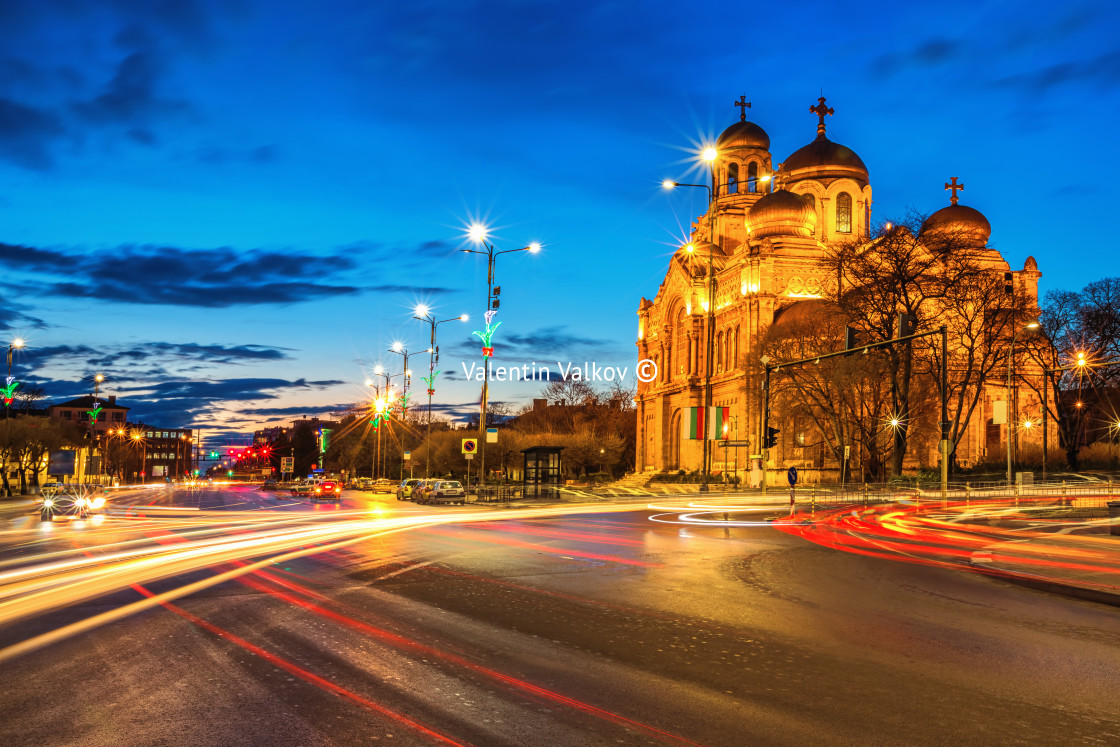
[2,0,1118,443]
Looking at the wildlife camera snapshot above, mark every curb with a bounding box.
[969,554,1120,608]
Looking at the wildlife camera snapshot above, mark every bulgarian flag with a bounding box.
[684,407,729,440]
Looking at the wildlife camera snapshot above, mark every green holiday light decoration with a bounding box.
[473,310,501,357]
[395,391,411,416]
[86,402,103,422]
[1,376,19,407]
[422,369,439,396]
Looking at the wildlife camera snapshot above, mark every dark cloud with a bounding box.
[445,325,611,359]
[0,97,65,169]
[0,298,49,332]
[73,51,188,124]
[1,242,366,307]
[991,49,1120,92]
[240,404,355,417]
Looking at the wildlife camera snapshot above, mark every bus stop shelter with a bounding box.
[522,445,564,498]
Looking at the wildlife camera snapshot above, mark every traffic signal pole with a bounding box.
[761,323,949,494]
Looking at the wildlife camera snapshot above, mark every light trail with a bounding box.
[0,498,652,662]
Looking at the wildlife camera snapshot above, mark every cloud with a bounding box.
[0,242,366,307]
[445,325,612,359]
[0,241,460,308]
[0,97,65,169]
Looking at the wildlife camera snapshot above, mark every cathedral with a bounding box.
[635,97,1042,482]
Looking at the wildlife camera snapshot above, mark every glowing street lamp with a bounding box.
[461,223,541,490]
[414,305,469,478]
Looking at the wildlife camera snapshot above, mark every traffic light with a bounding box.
[894,312,916,339]
[491,286,501,310]
[843,326,858,354]
[764,426,780,449]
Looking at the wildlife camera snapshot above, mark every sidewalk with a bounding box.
[970,529,1120,606]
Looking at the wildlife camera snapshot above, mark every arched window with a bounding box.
[836,192,852,233]
[803,193,816,211]
[716,331,724,371]
[727,163,739,194]
[734,325,740,367]
[676,307,688,378]
[864,202,870,237]
[747,162,759,193]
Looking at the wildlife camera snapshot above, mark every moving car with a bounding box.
[396,478,421,500]
[312,480,342,503]
[40,486,107,522]
[427,480,466,504]
[289,482,314,497]
[260,479,278,491]
[371,478,396,493]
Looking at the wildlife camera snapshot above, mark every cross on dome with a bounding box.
[945,176,964,205]
[734,95,751,122]
[810,96,834,137]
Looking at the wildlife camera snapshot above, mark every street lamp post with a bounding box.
[462,226,540,494]
[368,368,404,480]
[413,306,469,479]
[3,338,25,497]
[1006,321,1039,486]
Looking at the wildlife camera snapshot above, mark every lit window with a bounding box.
[836,192,852,233]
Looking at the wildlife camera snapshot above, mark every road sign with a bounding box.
[718,440,750,447]
[844,445,850,460]
[461,438,478,454]
[281,457,294,472]
[486,427,498,443]
[787,466,798,486]
[403,451,411,460]
[464,453,474,461]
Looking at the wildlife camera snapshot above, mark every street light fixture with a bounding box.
[461,225,540,492]
[414,306,469,478]
[663,162,769,491]
[1006,320,1040,485]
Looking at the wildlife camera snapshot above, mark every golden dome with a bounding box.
[782,134,869,186]
[921,204,992,246]
[745,190,816,239]
[717,120,770,151]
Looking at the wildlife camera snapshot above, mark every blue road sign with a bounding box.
[787,466,798,486]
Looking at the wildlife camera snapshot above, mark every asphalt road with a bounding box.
[0,484,1118,746]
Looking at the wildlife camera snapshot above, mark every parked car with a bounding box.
[312,480,342,503]
[396,478,421,500]
[371,478,396,493]
[354,477,374,491]
[411,479,434,504]
[40,486,107,522]
[427,480,466,504]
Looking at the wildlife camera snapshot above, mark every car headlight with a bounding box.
[43,498,54,508]
[77,498,89,508]
[91,497,106,509]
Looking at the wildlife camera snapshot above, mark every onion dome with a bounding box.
[745,190,817,239]
[717,120,770,151]
[921,204,992,246]
[1024,256,1038,272]
[781,96,868,187]
[717,96,771,151]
